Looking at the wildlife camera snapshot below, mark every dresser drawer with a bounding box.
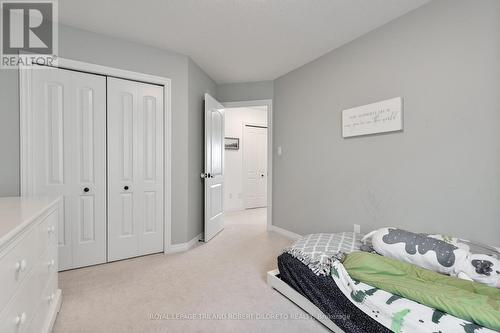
[0,197,61,333]
[27,274,58,333]
[36,243,58,293]
[0,229,38,310]
[0,270,40,333]
[36,210,58,258]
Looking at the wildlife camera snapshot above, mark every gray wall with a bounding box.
[0,69,19,196]
[187,59,217,240]
[273,0,500,246]
[217,81,273,103]
[0,25,215,244]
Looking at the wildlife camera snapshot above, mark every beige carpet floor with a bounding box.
[53,209,330,332]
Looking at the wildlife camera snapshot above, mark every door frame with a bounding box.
[19,57,173,253]
[223,99,273,231]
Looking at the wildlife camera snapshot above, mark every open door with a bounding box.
[202,94,225,241]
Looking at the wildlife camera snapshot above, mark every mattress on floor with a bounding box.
[277,253,390,333]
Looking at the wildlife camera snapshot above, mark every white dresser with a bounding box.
[0,197,62,333]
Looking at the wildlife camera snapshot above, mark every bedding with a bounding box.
[277,253,390,333]
[283,232,363,275]
[362,227,500,288]
[343,251,500,332]
[331,258,499,333]
[278,252,498,333]
[427,234,500,259]
[279,232,499,333]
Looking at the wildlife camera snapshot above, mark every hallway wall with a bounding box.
[224,107,268,211]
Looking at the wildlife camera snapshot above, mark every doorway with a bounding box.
[222,100,272,228]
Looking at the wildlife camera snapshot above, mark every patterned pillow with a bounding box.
[363,228,500,288]
[362,228,469,276]
[428,234,500,259]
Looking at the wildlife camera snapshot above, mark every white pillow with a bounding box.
[456,254,500,288]
[362,228,500,288]
[362,227,468,275]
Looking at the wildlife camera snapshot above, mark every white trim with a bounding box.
[224,100,272,109]
[267,269,343,333]
[169,233,202,253]
[268,225,302,240]
[223,99,273,231]
[53,58,171,86]
[19,57,172,253]
[19,64,33,196]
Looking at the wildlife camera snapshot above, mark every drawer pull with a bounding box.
[14,312,27,326]
[15,259,27,272]
[47,225,56,234]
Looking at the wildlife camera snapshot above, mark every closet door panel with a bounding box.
[138,84,164,255]
[33,70,72,270]
[107,78,164,261]
[107,78,139,261]
[72,73,107,267]
[46,82,65,185]
[32,68,106,270]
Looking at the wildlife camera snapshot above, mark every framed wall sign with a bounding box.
[342,97,403,138]
[224,137,240,150]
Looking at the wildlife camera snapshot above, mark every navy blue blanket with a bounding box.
[278,253,390,333]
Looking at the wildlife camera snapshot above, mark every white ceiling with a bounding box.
[58,0,431,84]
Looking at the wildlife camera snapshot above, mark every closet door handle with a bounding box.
[83,187,90,193]
[124,186,129,191]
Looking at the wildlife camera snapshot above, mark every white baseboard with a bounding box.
[268,225,302,240]
[169,233,202,253]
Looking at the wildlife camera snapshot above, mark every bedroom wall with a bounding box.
[272,0,500,246]
[0,69,19,196]
[224,107,268,212]
[217,81,274,103]
[0,24,216,245]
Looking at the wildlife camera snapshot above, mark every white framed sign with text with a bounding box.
[342,97,403,138]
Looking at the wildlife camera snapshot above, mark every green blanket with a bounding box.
[344,252,500,331]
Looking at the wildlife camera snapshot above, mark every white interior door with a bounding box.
[244,126,268,209]
[107,77,164,262]
[32,67,107,270]
[203,93,225,241]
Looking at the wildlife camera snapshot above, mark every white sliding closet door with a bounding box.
[107,77,164,262]
[32,67,107,270]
